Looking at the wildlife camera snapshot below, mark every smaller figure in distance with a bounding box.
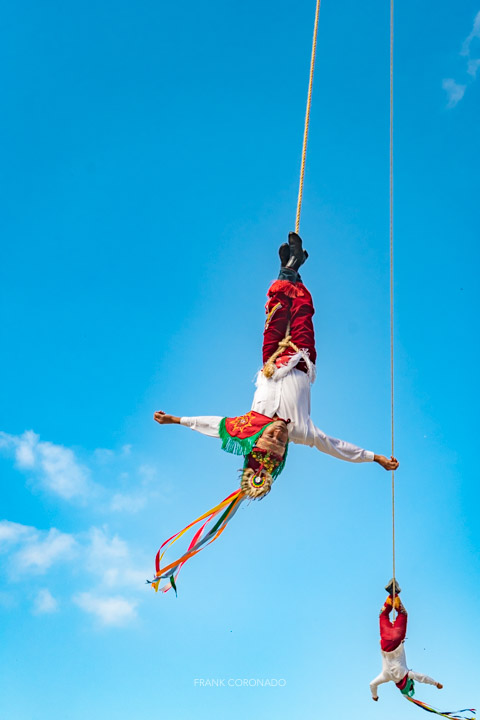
[370,580,443,702]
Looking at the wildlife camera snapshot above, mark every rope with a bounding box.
[389,0,396,617]
[262,322,301,378]
[295,0,322,234]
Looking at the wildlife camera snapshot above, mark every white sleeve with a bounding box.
[408,670,439,686]
[302,420,375,463]
[370,670,390,698]
[180,416,222,438]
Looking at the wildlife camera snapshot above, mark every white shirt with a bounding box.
[250,365,374,463]
[369,642,438,698]
[180,364,374,464]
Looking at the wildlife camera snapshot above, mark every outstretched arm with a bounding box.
[294,420,399,469]
[408,670,443,689]
[154,411,222,438]
[154,411,181,425]
[370,670,389,700]
[308,424,374,463]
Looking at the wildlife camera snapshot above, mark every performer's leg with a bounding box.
[262,232,311,364]
[262,289,292,364]
[279,233,315,362]
[391,600,407,637]
[379,597,393,633]
[289,283,316,364]
[380,596,408,651]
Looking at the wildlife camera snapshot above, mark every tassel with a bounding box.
[268,280,306,298]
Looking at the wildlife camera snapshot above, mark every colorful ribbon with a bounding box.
[147,488,245,594]
[404,695,476,720]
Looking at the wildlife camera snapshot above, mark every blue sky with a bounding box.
[1,1,479,718]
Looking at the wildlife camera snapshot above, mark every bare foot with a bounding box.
[436,683,443,689]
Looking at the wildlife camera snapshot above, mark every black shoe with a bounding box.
[278,243,290,267]
[385,578,401,596]
[286,232,308,272]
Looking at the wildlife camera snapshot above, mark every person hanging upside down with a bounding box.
[154,232,399,479]
[149,235,399,594]
[370,582,443,701]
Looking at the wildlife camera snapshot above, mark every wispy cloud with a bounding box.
[15,528,77,573]
[2,521,76,576]
[0,430,91,500]
[0,518,149,626]
[85,527,129,574]
[461,11,480,56]
[73,592,138,626]
[110,492,147,513]
[467,57,480,78]
[0,429,163,512]
[0,429,162,627]
[0,519,36,547]
[33,588,59,614]
[85,526,150,590]
[443,11,480,107]
[442,78,467,108]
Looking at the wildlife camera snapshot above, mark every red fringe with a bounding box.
[267,280,306,298]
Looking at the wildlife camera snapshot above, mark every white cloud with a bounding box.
[467,58,480,78]
[0,429,162,513]
[444,11,480,107]
[14,430,37,468]
[73,592,137,626]
[138,464,159,482]
[85,527,149,590]
[0,430,91,500]
[36,439,90,499]
[442,78,467,108]
[33,588,58,614]
[94,448,115,464]
[0,428,159,625]
[1,519,147,587]
[102,566,149,588]
[0,519,148,625]
[0,520,35,547]
[15,528,77,573]
[87,527,129,568]
[0,432,13,450]
[110,492,147,513]
[461,11,480,56]
[93,444,131,464]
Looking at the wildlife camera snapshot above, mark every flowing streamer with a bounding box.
[404,695,476,720]
[147,488,245,594]
[148,412,288,594]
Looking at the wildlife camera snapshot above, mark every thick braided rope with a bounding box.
[295,0,322,233]
[390,0,396,615]
[262,323,300,378]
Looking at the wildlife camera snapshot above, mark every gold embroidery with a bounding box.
[264,302,282,331]
[229,413,254,434]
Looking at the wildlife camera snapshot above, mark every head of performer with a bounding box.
[397,676,415,697]
[241,418,289,498]
[255,418,289,456]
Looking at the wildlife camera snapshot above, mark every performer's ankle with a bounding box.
[277,267,299,282]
